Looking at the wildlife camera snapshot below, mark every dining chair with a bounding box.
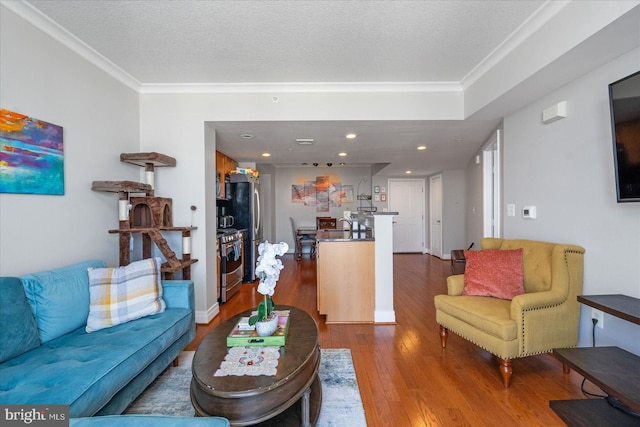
[290,217,316,260]
[316,216,337,230]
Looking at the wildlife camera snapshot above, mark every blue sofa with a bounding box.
[70,415,229,426]
[0,260,203,420]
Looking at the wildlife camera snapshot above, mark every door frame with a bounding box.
[429,173,443,258]
[482,129,502,238]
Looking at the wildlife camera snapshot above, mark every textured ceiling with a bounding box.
[23,0,549,175]
[27,0,544,84]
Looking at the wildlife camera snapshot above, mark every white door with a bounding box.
[388,179,425,253]
[429,174,443,258]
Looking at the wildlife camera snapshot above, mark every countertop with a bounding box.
[315,229,374,242]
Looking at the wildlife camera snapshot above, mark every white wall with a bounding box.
[0,5,139,275]
[275,165,371,251]
[502,47,640,354]
[465,153,485,247]
[441,169,467,257]
[139,93,458,321]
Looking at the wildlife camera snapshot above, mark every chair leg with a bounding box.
[563,363,571,374]
[439,325,448,348]
[499,358,512,388]
[173,356,179,367]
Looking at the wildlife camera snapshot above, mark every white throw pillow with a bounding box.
[86,258,166,332]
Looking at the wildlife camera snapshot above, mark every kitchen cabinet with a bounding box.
[216,150,238,199]
[316,240,374,323]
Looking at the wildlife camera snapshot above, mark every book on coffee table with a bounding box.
[226,312,290,347]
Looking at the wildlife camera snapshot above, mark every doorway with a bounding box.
[388,179,425,253]
[429,174,443,258]
[483,130,501,238]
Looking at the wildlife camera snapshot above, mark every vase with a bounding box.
[255,313,279,337]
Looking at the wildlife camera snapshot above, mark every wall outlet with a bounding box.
[591,308,604,329]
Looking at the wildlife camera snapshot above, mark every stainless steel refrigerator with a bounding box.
[227,176,263,282]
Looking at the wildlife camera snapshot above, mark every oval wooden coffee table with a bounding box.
[191,306,321,426]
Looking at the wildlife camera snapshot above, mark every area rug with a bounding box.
[125,348,367,426]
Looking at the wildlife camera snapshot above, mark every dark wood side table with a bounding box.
[550,294,640,426]
[190,306,321,426]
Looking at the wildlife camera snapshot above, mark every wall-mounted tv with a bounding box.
[609,70,640,202]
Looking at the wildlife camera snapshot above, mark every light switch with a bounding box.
[507,204,516,217]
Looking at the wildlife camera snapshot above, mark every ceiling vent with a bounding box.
[296,139,314,145]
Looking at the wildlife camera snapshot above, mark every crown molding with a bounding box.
[1,1,464,97]
[139,81,463,95]
[461,0,571,90]
[2,0,141,92]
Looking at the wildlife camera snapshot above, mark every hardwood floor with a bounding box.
[186,253,588,426]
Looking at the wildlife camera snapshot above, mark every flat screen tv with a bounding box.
[609,70,640,202]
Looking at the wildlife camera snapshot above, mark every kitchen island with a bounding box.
[315,212,397,324]
[316,229,375,323]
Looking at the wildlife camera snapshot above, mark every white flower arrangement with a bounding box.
[249,241,289,325]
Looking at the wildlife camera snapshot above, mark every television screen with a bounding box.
[609,70,640,202]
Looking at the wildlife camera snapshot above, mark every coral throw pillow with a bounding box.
[462,249,524,300]
[86,258,166,332]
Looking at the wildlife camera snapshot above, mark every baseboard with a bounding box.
[375,310,396,323]
[195,303,220,324]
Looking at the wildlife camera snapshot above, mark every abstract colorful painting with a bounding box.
[315,176,330,212]
[291,184,305,203]
[0,109,64,195]
[303,181,317,206]
[292,175,355,211]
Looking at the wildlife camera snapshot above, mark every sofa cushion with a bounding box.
[70,415,230,427]
[463,249,524,300]
[0,277,41,363]
[20,260,106,343]
[86,258,166,333]
[0,307,192,417]
[434,294,516,341]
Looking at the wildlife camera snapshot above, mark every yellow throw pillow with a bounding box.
[86,258,166,332]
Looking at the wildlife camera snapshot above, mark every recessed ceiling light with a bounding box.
[405,170,412,174]
[262,152,271,157]
[417,145,427,151]
[339,163,346,166]
[296,139,314,145]
[240,134,254,139]
[338,152,347,157]
[346,133,357,139]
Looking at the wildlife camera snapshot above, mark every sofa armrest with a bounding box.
[446,274,465,296]
[162,280,195,311]
[510,290,566,315]
[510,289,579,355]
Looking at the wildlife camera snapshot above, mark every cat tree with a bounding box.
[92,152,197,279]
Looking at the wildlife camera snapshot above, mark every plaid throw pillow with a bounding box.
[86,258,166,333]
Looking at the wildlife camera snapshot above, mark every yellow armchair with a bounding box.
[434,238,585,387]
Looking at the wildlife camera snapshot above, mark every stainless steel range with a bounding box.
[218,228,243,303]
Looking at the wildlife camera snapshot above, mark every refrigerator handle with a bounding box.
[254,187,261,236]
